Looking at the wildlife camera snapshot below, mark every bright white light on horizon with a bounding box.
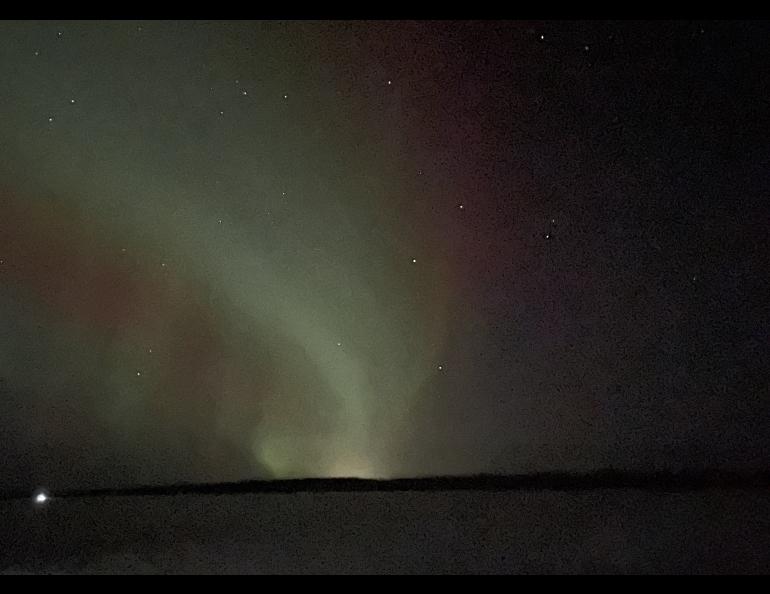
[327,454,378,479]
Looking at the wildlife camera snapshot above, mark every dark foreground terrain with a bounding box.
[2,474,769,574]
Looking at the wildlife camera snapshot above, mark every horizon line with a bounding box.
[3,468,769,502]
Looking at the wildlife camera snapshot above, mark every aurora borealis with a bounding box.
[0,21,767,491]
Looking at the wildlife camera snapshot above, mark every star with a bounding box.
[283,93,288,100]
[33,50,40,56]
[70,99,76,104]
[242,90,248,96]
[540,34,545,41]
[438,365,444,371]
[387,80,392,85]
[136,371,142,377]
[545,233,551,240]
[47,116,54,123]
[411,258,417,264]
[33,491,49,505]
[459,204,465,210]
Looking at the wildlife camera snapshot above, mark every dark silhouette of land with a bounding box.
[2,471,769,574]
[2,469,768,501]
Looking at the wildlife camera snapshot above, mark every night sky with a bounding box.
[0,20,767,491]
